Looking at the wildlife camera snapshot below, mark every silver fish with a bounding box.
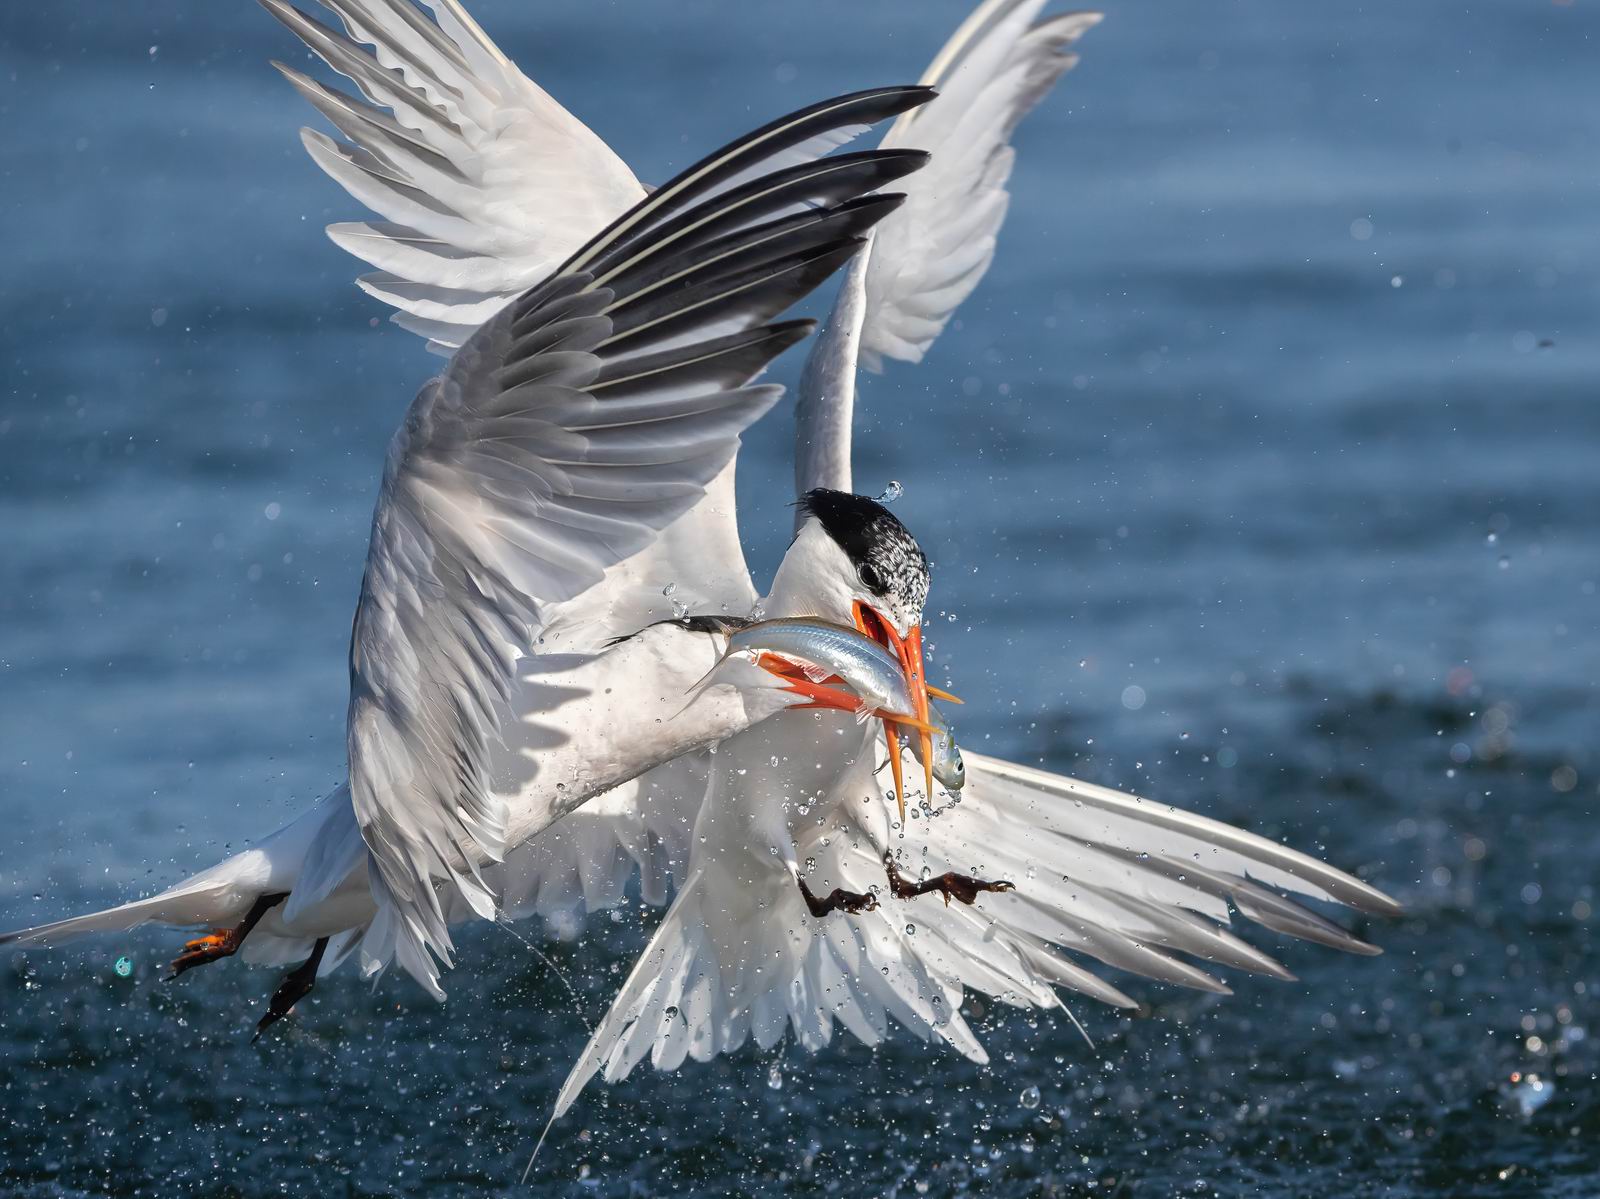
[712,617,965,792]
[722,617,912,714]
[925,704,964,791]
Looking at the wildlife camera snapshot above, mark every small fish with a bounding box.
[702,617,965,792]
[718,618,914,716]
[926,705,964,792]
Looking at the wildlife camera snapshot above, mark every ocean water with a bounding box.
[1,1,1597,1195]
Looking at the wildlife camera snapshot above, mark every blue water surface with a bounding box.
[1,2,1597,1195]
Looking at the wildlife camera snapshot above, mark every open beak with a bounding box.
[900,624,934,811]
[851,603,935,822]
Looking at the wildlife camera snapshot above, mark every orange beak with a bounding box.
[900,624,934,809]
[850,603,935,822]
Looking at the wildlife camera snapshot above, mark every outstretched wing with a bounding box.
[553,747,1399,1112]
[262,0,827,645]
[343,87,934,995]
[796,1,1100,495]
[804,750,1400,1051]
[261,0,648,352]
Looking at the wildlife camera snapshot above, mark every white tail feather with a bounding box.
[0,789,371,960]
[0,872,250,950]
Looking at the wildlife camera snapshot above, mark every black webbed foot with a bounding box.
[798,878,879,918]
[882,852,1014,907]
[252,936,329,1042]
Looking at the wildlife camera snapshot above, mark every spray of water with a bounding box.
[492,916,593,1184]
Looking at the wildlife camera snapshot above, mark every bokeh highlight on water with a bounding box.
[1,1,1597,1194]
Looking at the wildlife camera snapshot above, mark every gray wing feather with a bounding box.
[343,88,933,994]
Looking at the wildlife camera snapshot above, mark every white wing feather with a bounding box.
[554,748,1399,1114]
[264,0,782,645]
[795,1,1100,495]
[262,0,647,353]
[340,87,934,993]
[865,3,1101,368]
[348,299,787,994]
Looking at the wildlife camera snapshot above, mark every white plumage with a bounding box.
[3,0,1400,1116]
[797,0,1101,494]
[864,3,1101,368]
[0,48,936,1004]
[249,0,1398,1108]
[263,0,647,352]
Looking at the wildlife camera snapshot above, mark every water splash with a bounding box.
[662,581,689,618]
[875,480,903,504]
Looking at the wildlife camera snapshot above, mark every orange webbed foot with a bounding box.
[168,930,241,979]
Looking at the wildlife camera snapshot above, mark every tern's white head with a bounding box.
[766,489,940,809]
[770,488,930,636]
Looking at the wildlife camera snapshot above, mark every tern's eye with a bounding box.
[858,562,885,594]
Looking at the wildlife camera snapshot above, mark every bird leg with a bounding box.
[882,852,1015,907]
[797,877,879,918]
[167,891,288,980]
[252,936,329,1042]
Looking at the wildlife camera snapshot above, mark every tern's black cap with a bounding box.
[796,487,928,603]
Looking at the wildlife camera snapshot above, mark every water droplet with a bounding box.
[875,480,903,504]
[767,1064,783,1090]
[664,1005,679,1020]
[1019,1084,1041,1109]
[905,923,916,936]
[114,955,133,978]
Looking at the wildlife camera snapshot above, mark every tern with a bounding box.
[0,52,942,1025]
[2,0,1401,1100]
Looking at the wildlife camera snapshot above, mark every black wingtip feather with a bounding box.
[567,87,935,277]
